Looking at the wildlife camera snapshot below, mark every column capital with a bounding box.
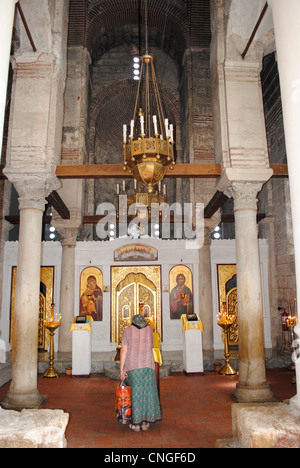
[5,172,60,211]
[228,181,263,212]
[51,210,82,247]
[58,228,79,247]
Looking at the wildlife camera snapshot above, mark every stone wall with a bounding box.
[189,47,216,208]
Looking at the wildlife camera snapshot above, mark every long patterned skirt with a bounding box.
[127,367,161,425]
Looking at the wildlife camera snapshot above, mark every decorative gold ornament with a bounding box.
[43,304,61,378]
[217,302,237,375]
[286,303,298,382]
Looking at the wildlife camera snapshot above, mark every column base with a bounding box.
[289,394,300,410]
[234,383,277,403]
[0,389,48,410]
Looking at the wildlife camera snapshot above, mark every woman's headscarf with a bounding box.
[132,314,147,329]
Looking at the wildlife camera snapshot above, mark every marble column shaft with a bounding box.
[58,233,77,353]
[51,219,81,354]
[232,182,274,402]
[1,182,48,409]
[199,226,214,350]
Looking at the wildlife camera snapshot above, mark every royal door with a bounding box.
[111,266,161,347]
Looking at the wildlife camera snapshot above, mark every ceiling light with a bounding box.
[122,1,175,194]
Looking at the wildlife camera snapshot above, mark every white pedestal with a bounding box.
[71,329,91,376]
[183,329,204,374]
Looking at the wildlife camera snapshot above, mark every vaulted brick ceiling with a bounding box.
[67,0,211,156]
[68,0,211,56]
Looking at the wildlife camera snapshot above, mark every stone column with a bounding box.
[51,215,81,354]
[0,0,18,156]
[231,181,274,403]
[268,0,300,409]
[199,225,214,350]
[1,180,49,409]
[57,231,77,353]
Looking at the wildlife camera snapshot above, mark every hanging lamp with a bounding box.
[122,0,175,194]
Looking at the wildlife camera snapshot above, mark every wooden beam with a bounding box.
[55,164,126,179]
[221,213,266,223]
[46,191,70,219]
[0,163,288,180]
[55,163,288,179]
[204,190,229,219]
[6,215,52,224]
[165,164,222,178]
[55,163,222,179]
[269,163,288,177]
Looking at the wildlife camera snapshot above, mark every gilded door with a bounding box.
[217,264,238,347]
[10,266,54,351]
[111,266,161,347]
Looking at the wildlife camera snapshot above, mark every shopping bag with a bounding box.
[115,379,132,424]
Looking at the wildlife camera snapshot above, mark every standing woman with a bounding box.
[120,314,161,432]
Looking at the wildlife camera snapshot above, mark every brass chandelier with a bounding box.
[122,0,175,194]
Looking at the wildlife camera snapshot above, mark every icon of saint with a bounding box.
[80,275,103,321]
[170,273,193,319]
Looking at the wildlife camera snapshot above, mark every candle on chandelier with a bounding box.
[153,115,158,135]
[164,118,169,137]
[123,124,127,143]
[140,115,144,134]
[130,120,134,138]
[170,124,174,142]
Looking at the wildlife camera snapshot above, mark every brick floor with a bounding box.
[0,369,296,448]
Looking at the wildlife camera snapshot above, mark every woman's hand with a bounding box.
[120,345,128,381]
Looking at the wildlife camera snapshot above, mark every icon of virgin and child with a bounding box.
[80,275,103,321]
[170,273,193,320]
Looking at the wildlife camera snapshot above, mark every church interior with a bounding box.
[0,0,300,449]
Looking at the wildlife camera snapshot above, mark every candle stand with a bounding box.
[43,308,61,378]
[217,308,237,376]
[287,315,298,383]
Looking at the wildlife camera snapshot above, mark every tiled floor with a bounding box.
[0,368,296,448]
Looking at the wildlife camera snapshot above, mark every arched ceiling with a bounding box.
[67,0,211,158]
[68,0,211,61]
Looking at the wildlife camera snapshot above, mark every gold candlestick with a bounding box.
[43,305,61,378]
[287,313,298,383]
[217,303,237,375]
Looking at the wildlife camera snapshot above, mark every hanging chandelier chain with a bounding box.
[151,59,165,135]
[132,59,144,123]
[145,61,150,135]
[145,0,149,54]
[122,0,175,193]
